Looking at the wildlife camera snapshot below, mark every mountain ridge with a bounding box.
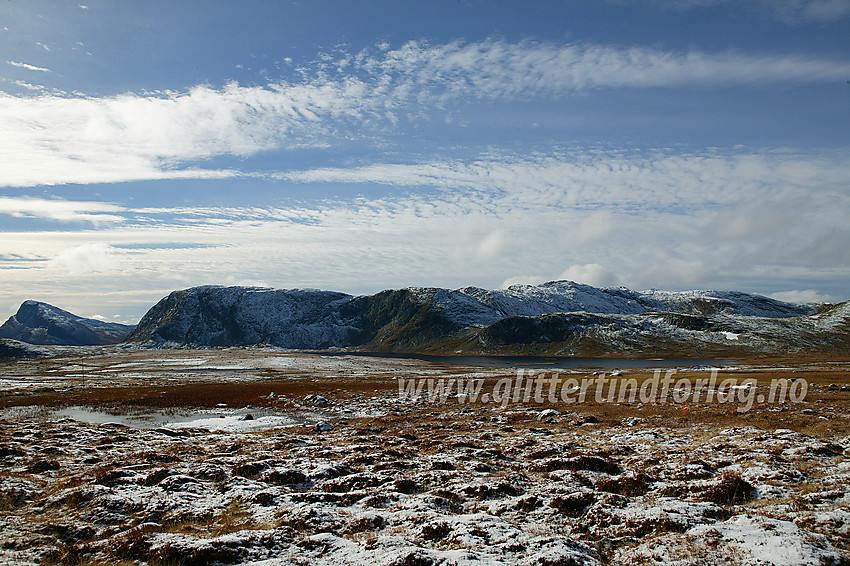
[125,281,845,357]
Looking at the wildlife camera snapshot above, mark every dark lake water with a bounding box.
[320,352,733,370]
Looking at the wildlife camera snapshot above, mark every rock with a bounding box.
[158,474,201,491]
[315,422,333,433]
[534,408,561,421]
[575,415,599,425]
[193,464,227,482]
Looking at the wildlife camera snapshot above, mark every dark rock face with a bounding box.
[127,286,466,350]
[0,301,134,346]
[477,313,611,346]
[124,282,848,356]
[126,286,356,348]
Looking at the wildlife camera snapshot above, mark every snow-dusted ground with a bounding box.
[0,347,508,392]
[1,349,848,565]
[1,398,849,564]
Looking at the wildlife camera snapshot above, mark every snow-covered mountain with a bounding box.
[125,282,847,356]
[0,301,135,346]
[414,281,815,326]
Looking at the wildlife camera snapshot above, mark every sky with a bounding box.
[1,0,849,324]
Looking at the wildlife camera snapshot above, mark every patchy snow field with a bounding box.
[0,347,509,393]
[0,349,848,565]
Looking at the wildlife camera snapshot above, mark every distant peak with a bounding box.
[2,300,134,345]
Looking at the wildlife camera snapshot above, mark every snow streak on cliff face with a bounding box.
[124,281,846,356]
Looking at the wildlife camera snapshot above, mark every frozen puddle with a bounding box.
[166,412,297,432]
[1,405,299,431]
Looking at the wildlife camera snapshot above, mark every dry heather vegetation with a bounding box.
[0,348,849,565]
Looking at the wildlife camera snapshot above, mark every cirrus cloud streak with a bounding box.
[2,39,850,188]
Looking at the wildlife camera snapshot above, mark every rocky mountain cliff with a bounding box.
[0,301,135,346]
[125,282,847,357]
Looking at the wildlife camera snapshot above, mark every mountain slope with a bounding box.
[0,301,135,346]
[127,286,357,348]
[449,307,850,357]
[125,282,845,357]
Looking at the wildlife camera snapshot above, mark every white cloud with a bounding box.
[3,147,843,296]
[1,146,848,319]
[6,61,49,72]
[561,212,615,249]
[281,150,850,213]
[0,79,368,186]
[477,231,508,259]
[2,40,849,188]
[2,175,847,320]
[769,289,835,304]
[0,197,125,224]
[559,263,620,287]
[12,80,45,91]
[52,243,117,275]
[362,39,850,99]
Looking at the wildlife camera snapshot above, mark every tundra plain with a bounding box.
[1,348,849,565]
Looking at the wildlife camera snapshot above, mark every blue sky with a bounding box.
[1,0,849,323]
